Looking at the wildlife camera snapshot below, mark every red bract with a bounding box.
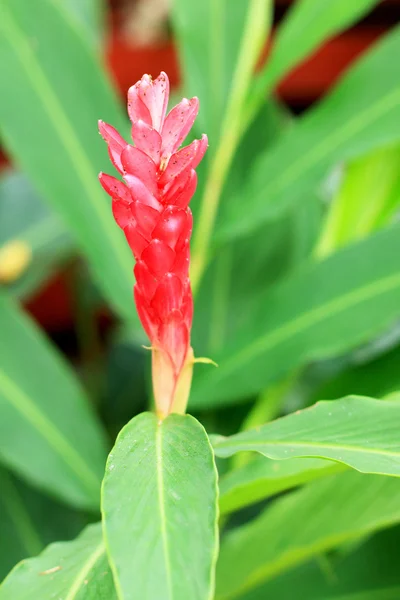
[99,72,208,417]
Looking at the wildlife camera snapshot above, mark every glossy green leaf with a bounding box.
[102,412,219,600]
[191,224,400,408]
[0,293,108,509]
[216,471,400,599]
[245,0,380,124]
[0,170,74,298]
[0,467,87,580]
[218,27,400,243]
[0,523,116,600]
[0,0,134,321]
[316,144,400,258]
[219,456,342,515]
[214,396,400,477]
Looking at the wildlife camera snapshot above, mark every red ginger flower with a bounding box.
[99,72,208,417]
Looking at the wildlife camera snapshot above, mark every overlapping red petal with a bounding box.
[99,71,208,415]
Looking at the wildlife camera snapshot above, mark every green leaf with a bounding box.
[0,0,134,321]
[0,170,74,298]
[316,144,400,258]
[219,456,342,515]
[313,344,400,402]
[245,0,380,124]
[239,525,400,599]
[216,471,400,599]
[0,467,87,580]
[0,523,116,600]
[102,412,219,600]
[324,591,400,600]
[190,224,400,408]
[218,27,400,243]
[0,293,108,509]
[213,396,400,477]
[171,0,255,142]
[63,0,104,45]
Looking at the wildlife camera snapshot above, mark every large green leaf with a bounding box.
[219,455,342,515]
[0,293,108,509]
[216,471,400,599]
[102,412,219,600]
[0,170,73,298]
[0,467,87,580]
[245,0,380,124]
[213,396,400,476]
[218,27,400,243]
[0,0,134,320]
[190,224,400,408]
[0,523,116,599]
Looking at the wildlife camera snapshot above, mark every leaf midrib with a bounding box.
[65,541,105,600]
[0,368,100,499]
[1,4,131,274]
[156,421,173,599]
[204,269,400,384]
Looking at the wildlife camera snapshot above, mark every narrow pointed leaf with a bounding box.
[213,396,400,477]
[0,0,134,320]
[0,293,108,509]
[102,412,219,600]
[0,524,116,600]
[191,224,400,408]
[216,472,400,599]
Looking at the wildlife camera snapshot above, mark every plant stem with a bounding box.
[191,0,272,294]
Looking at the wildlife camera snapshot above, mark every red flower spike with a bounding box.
[99,72,208,417]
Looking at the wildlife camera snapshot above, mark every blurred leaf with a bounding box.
[101,325,148,437]
[0,0,135,321]
[219,456,342,515]
[316,144,400,258]
[0,467,87,580]
[172,0,258,142]
[0,170,74,298]
[218,27,400,243]
[239,526,400,599]
[62,0,104,44]
[216,471,400,599]
[245,0,380,125]
[192,100,296,357]
[314,344,400,402]
[102,413,219,600]
[214,396,400,477]
[0,523,116,600]
[326,591,400,600]
[0,293,108,510]
[191,224,400,408]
